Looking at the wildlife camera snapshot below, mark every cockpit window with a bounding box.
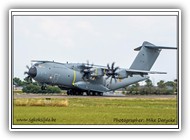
[34,62,45,68]
[34,63,40,66]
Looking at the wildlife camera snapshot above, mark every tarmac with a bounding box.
[13,93,177,99]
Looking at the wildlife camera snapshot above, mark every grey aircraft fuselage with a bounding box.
[33,62,148,93]
[24,41,177,96]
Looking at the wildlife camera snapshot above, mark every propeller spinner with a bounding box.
[24,65,37,83]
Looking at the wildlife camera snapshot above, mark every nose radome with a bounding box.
[28,67,37,78]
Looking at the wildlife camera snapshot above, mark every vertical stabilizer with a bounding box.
[130,41,175,71]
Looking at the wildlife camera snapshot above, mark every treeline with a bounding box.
[13,77,61,93]
[13,77,177,95]
[22,84,61,93]
[124,79,177,95]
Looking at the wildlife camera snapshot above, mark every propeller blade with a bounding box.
[24,71,28,75]
[114,78,117,83]
[82,73,87,80]
[106,75,110,80]
[29,77,32,83]
[110,77,113,84]
[24,64,33,83]
[107,63,110,70]
[111,62,115,70]
[91,63,94,67]
[26,65,30,69]
[114,66,119,72]
[109,77,117,84]
[24,76,29,82]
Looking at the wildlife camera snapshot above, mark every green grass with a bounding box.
[13,98,177,125]
[13,90,23,94]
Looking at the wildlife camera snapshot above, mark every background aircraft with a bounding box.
[24,41,177,96]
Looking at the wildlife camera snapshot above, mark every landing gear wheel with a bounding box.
[98,92,103,96]
[79,92,84,96]
[67,90,71,95]
[41,86,46,90]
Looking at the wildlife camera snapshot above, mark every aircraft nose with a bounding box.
[28,67,37,78]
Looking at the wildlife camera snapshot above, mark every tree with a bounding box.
[144,79,153,94]
[174,79,178,93]
[157,80,174,94]
[22,84,61,93]
[165,80,177,94]
[13,77,24,86]
[133,83,140,94]
[157,80,165,88]
[157,80,167,94]
[145,79,153,87]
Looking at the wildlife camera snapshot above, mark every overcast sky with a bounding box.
[13,14,177,85]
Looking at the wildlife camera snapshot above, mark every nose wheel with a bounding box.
[41,85,47,90]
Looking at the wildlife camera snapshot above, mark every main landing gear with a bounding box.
[67,90,103,96]
[67,90,84,96]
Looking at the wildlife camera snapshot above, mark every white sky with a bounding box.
[13,14,177,85]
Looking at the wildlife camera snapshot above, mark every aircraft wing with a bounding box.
[122,69,166,78]
[31,60,53,63]
[81,63,167,78]
[125,69,167,74]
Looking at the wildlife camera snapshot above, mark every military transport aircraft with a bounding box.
[24,41,177,96]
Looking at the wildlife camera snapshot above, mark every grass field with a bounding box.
[13,97,177,125]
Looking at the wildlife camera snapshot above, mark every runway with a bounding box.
[14,93,177,99]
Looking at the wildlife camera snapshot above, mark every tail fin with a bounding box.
[130,41,177,71]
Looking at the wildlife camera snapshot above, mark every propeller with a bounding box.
[81,60,93,80]
[24,65,37,83]
[106,62,119,83]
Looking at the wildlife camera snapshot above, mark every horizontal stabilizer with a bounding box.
[134,44,177,51]
[145,45,177,50]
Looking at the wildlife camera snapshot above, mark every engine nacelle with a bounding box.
[90,68,104,77]
[116,69,128,79]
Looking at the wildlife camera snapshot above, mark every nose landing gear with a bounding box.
[41,84,47,90]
